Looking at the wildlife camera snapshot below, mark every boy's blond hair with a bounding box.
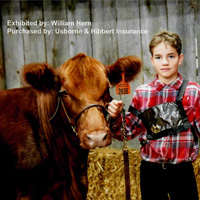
[149,30,182,55]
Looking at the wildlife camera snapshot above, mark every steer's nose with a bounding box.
[87,132,109,149]
[80,130,112,149]
[87,132,107,141]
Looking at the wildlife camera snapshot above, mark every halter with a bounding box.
[49,90,111,135]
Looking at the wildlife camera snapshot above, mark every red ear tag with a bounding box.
[116,73,131,95]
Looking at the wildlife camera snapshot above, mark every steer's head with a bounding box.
[58,53,141,149]
[22,53,141,149]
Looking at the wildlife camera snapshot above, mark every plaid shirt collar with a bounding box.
[151,73,184,91]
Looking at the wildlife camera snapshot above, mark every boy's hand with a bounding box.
[108,100,123,119]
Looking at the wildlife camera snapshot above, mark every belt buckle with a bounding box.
[162,162,167,170]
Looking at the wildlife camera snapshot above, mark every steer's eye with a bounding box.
[62,90,68,96]
[58,90,68,96]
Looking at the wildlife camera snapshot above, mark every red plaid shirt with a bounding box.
[112,74,200,164]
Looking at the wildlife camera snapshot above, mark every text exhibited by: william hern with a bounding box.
[6,20,148,35]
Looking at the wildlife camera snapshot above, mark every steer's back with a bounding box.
[0,87,46,199]
[0,87,42,168]
[0,86,37,120]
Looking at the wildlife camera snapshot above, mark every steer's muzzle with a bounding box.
[80,129,112,149]
[76,104,112,149]
[86,132,108,147]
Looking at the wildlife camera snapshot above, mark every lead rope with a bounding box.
[116,72,131,200]
[121,106,131,200]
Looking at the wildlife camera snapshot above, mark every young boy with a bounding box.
[108,31,200,200]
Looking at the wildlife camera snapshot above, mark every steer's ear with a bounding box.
[106,56,142,86]
[22,63,60,91]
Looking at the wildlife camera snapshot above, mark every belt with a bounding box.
[142,160,192,170]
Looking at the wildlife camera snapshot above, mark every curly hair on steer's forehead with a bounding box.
[149,30,182,55]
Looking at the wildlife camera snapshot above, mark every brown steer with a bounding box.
[0,53,141,200]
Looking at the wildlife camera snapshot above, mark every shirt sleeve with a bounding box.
[125,90,143,139]
[194,85,200,137]
[111,91,144,141]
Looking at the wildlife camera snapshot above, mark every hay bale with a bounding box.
[87,148,141,200]
[193,154,200,197]
[87,148,200,200]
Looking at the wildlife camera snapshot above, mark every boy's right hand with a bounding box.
[108,100,123,119]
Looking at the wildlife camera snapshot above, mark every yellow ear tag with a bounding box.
[116,73,131,95]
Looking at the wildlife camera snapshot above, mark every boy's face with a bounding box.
[151,42,183,84]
